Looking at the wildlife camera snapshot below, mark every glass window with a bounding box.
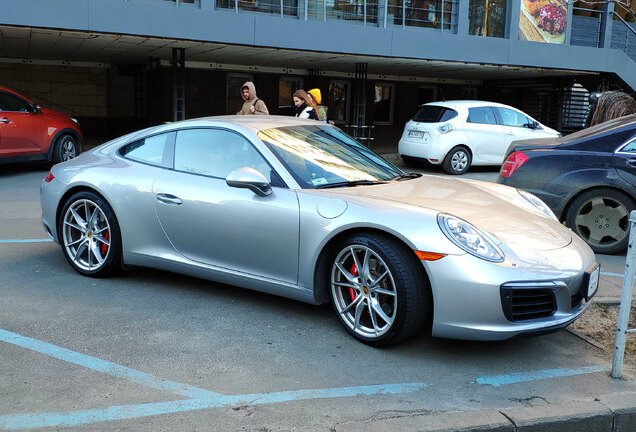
[174,128,273,181]
[0,92,33,112]
[467,106,498,124]
[278,77,303,116]
[412,105,458,123]
[258,125,402,189]
[227,74,253,115]
[373,83,395,125]
[468,0,506,37]
[497,107,533,128]
[120,133,173,168]
[328,81,350,124]
[621,139,636,153]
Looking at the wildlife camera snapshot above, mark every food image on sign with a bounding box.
[519,0,567,44]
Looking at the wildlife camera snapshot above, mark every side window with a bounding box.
[620,138,636,153]
[174,128,273,182]
[120,133,173,168]
[497,107,531,128]
[467,107,497,125]
[0,92,33,112]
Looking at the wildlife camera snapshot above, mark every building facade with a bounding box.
[1,0,634,149]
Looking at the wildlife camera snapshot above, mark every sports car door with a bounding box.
[152,128,300,284]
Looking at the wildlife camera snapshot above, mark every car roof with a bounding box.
[423,100,513,110]
[106,115,325,145]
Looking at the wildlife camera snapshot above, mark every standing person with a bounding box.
[308,88,328,122]
[236,81,269,115]
[293,89,318,120]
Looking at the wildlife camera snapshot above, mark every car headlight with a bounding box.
[438,124,453,134]
[518,190,557,220]
[437,213,504,262]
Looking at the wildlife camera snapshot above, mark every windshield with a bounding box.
[258,125,403,189]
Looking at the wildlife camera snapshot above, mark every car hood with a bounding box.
[325,175,572,252]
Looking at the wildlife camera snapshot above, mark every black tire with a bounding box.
[52,134,80,164]
[442,146,471,175]
[328,233,431,347]
[58,191,123,277]
[565,188,635,254]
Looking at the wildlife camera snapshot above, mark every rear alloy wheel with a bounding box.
[442,146,471,175]
[329,234,429,346]
[59,191,122,277]
[565,189,635,254]
[53,134,79,164]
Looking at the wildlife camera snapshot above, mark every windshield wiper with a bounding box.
[391,172,422,181]
[315,180,388,189]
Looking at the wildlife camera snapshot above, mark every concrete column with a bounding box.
[564,0,573,45]
[456,0,470,35]
[507,0,522,40]
[600,1,615,48]
[200,0,215,10]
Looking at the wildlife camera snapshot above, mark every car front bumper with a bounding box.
[423,245,597,341]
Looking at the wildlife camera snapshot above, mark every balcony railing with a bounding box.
[158,0,633,58]
[215,0,457,30]
[611,12,636,62]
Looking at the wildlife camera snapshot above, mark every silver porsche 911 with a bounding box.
[40,116,599,346]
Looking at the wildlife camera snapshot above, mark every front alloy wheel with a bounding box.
[331,244,397,339]
[60,192,122,277]
[329,234,430,346]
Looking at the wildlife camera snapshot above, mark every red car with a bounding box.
[0,86,83,164]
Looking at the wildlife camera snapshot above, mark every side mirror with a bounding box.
[530,121,539,129]
[226,167,272,197]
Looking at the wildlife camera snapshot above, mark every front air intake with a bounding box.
[500,287,557,322]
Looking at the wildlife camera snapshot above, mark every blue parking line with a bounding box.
[0,239,53,243]
[601,271,634,279]
[0,383,430,430]
[0,329,221,400]
[0,328,609,430]
[474,365,607,387]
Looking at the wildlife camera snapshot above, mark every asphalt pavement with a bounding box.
[0,159,635,432]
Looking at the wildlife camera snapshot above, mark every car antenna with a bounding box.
[438,85,446,101]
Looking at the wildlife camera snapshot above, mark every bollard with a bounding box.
[611,210,636,378]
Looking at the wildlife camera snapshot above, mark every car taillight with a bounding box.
[44,172,55,182]
[500,151,528,178]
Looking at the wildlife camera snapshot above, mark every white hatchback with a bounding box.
[398,100,560,175]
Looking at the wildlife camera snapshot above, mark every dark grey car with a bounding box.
[498,114,636,254]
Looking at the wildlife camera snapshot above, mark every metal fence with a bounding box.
[611,13,636,62]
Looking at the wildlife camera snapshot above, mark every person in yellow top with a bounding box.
[308,88,328,122]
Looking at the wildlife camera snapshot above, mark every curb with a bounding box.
[296,392,636,432]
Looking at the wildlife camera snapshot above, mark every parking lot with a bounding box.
[1,160,635,431]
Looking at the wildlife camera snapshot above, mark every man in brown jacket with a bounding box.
[236,81,269,115]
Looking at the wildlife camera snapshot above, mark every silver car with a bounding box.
[40,116,599,346]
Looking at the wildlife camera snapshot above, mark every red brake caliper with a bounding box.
[100,230,110,255]
[349,262,358,301]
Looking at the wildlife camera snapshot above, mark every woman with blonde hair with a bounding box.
[293,89,319,120]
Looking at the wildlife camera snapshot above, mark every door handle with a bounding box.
[0,117,11,124]
[628,158,636,167]
[156,193,183,205]
[505,132,515,136]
